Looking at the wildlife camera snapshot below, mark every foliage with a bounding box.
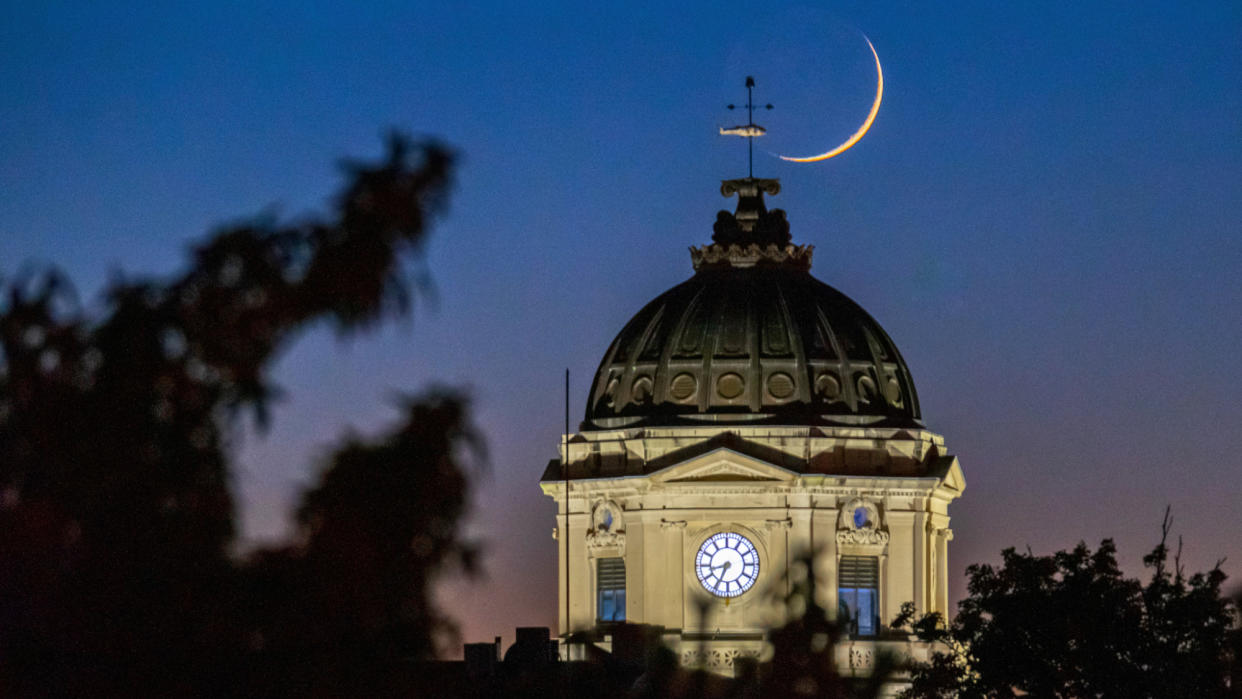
[896,510,1240,698]
[758,554,898,698]
[0,135,475,695]
[239,389,483,695]
[565,553,900,699]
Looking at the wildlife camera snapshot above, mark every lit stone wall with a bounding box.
[541,425,964,678]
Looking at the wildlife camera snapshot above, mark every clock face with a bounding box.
[695,532,759,598]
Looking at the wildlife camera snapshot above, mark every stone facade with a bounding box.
[541,423,964,678]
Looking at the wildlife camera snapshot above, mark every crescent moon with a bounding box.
[778,36,883,163]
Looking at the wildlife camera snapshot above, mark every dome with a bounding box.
[583,178,920,430]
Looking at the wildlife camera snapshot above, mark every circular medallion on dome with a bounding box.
[856,375,877,404]
[716,373,745,399]
[816,372,841,401]
[884,376,902,404]
[670,373,697,401]
[631,376,653,403]
[767,372,795,399]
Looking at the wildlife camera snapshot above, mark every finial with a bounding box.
[720,76,774,178]
[715,178,788,246]
[687,177,812,272]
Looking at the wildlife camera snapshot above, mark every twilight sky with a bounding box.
[3,2,1240,651]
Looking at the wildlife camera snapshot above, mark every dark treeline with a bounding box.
[894,511,1241,698]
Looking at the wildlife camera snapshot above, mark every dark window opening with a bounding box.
[839,555,879,637]
[597,557,626,623]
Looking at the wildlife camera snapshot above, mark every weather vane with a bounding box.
[720,76,773,178]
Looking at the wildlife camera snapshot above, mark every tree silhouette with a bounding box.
[758,553,897,698]
[237,389,483,695]
[895,509,1240,698]
[0,135,471,696]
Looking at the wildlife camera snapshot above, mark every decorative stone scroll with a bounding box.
[925,521,954,542]
[721,177,781,199]
[585,500,625,554]
[836,528,891,546]
[836,497,889,547]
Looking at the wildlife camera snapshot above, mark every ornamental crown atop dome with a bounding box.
[691,177,813,272]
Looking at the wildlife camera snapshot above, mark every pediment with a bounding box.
[929,455,966,496]
[650,447,797,484]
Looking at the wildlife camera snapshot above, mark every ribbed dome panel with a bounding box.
[585,266,920,430]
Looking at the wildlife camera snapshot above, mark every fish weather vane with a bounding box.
[720,76,773,178]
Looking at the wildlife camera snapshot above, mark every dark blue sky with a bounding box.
[3,2,1240,650]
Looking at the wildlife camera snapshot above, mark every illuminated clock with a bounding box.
[695,532,759,598]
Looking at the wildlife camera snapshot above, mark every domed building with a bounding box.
[541,177,964,680]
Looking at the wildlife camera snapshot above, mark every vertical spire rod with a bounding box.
[721,76,772,178]
[746,77,754,177]
[562,368,570,645]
